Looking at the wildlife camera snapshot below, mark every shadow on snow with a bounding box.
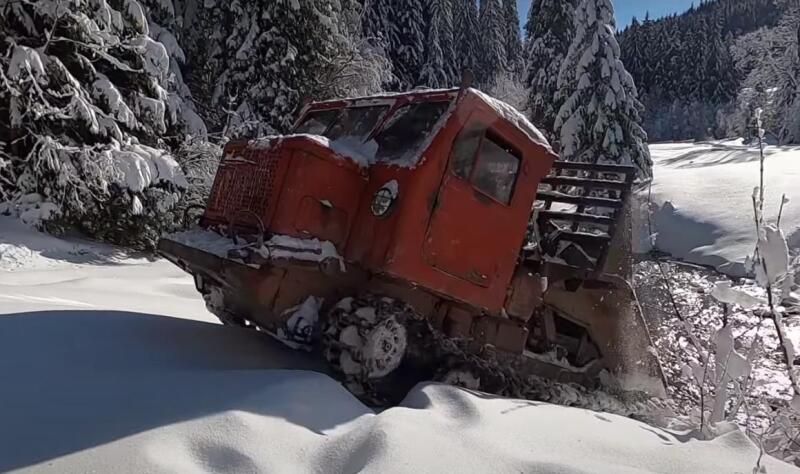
[0,310,358,472]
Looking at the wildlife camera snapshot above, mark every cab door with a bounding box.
[422,116,528,289]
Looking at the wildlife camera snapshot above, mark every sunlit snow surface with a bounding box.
[640,140,800,276]
[1,222,799,472]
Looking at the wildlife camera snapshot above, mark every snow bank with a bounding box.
[0,216,147,272]
[2,342,796,474]
[638,141,800,276]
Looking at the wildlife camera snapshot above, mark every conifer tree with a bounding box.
[420,0,458,88]
[523,0,576,138]
[774,3,800,142]
[555,0,652,177]
[617,0,786,142]
[388,0,427,89]
[219,0,365,134]
[139,0,207,137]
[362,0,394,49]
[0,0,189,246]
[478,0,507,88]
[501,0,523,73]
[453,0,481,77]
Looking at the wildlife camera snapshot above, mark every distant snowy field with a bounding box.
[1,219,798,471]
[640,140,800,276]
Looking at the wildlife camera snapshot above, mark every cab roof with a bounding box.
[299,88,551,154]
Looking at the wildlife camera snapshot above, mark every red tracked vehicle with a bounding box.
[159,87,664,401]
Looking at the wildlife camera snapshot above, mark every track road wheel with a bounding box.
[322,295,431,404]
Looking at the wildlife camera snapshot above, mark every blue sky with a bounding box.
[517,0,699,29]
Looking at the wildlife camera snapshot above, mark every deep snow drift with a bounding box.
[1,218,799,473]
[639,140,800,276]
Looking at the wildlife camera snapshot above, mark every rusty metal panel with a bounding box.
[293,196,349,247]
[505,269,544,322]
[471,316,528,354]
[495,321,528,354]
[442,305,474,339]
[270,148,366,252]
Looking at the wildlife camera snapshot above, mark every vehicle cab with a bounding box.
[201,88,556,317]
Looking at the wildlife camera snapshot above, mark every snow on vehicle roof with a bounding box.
[308,87,551,150]
[249,133,374,168]
[310,87,460,105]
[465,88,552,152]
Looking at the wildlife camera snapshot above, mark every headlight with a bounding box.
[371,180,399,217]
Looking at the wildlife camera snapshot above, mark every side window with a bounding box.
[450,125,483,180]
[472,137,520,204]
[449,127,521,205]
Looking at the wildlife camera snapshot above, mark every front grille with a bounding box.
[206,145,282,228]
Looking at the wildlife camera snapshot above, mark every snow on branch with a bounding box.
[0,0,190,248]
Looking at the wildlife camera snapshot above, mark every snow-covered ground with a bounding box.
[634,140,800,466]
[635,261,799,450]
[640,140,800,276]
[638,140,800,396]
[3,217,798,473]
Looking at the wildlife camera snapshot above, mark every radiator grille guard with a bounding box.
[204,143,283,231]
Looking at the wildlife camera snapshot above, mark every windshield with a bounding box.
[294,108,340,135]
[294,106,388,143]
[374,101,450,163]
[293,100,450,165]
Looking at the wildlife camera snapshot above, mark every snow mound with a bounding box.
[638,141,800,276]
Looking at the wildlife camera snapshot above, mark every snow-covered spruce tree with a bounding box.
[453,0,481,79]
[774,3,800,143]
[477,0,507,89]
[317,0,395,97]
[138,0,207,138]
[362,0,393,47]
[501,0,523,73]
[523,0,576,139]
[554,0,652,177]
[702,22,738,108]
[618,17,646,88]
[173,0,235,132]
[0,0,188,248]
[217,0,363,136]
[728,4,799,143]
[419,0,458,88]
[387,0,427,89]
